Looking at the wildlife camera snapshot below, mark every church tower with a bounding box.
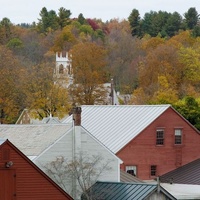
[54,51,73,87]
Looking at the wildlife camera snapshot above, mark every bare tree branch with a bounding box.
[43,152,113,200]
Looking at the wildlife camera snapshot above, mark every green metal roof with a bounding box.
[82,182,158,200]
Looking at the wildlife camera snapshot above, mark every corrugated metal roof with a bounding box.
[82,182,158,200]
[160,158,200,185]
[80,126,123,163]
[0,124,72,156]
[63,105,170,153]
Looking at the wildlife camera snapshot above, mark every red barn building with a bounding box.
[117,107,200,180]
[0,139,73,200]
[65,105,200,180]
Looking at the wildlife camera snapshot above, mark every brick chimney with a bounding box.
[72,107,82,126]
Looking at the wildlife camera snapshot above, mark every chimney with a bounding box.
[73,107,82,126]
[157,176,160,193]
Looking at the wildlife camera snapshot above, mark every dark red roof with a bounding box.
[160,158,200,185]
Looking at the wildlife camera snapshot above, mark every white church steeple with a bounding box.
[54,51,73,87]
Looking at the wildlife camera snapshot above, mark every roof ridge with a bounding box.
[96,181,157,185]
[82,104,171,107]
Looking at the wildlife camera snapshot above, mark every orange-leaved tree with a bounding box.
[69,42,108,105]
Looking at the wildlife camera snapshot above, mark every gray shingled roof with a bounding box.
[0,124,71,156]
[0,138,5,145]
[63,105,171,153]
[160,158,200,185]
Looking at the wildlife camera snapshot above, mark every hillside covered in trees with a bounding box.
[0,7,200,129]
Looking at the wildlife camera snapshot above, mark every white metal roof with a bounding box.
[161,183,200,199]
[63,105,171,153]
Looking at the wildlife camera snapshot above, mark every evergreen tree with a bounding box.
[165,12,182,37]
[192,25,200,37]
[58,7,71,29]
[184,7,199,29]
[0,17,13,44]
[128,9,141,37]
[37,7,59,33]
[78,13,86,25]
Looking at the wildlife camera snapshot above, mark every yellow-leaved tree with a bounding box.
[151,75,178,104]
[178,46,200,84]
[51,25,77,52]
[24,63,71,119]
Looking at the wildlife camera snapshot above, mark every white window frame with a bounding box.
[126,166,137,176]
[156,128,164,145]
[175,129,182,144]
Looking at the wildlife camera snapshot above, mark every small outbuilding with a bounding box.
[0,139,73,200]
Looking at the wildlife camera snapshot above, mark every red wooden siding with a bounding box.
[0,140,73,200]
[0,169,16,200]
[118,107,200,180]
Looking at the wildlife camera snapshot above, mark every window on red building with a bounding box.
[175,129,182,144]
[150,165,157,176]
[126,166,137,176]
[156,128,164,145]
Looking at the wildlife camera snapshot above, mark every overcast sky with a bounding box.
[0,0,199,24]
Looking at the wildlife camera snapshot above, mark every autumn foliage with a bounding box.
[0,6,200,127]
